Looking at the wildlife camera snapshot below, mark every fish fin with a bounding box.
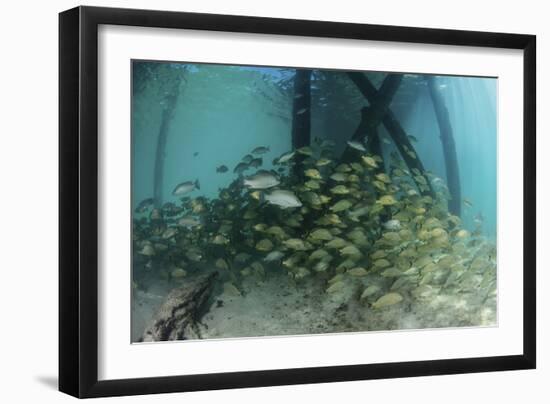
[195,179,201,190]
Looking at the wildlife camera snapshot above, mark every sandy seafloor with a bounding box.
[131,267,496,342]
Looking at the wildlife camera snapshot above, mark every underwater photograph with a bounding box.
[131,60,497,343]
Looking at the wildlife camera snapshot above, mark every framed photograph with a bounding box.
[59,6,536,398]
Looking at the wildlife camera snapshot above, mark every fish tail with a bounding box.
[195,179,201,190]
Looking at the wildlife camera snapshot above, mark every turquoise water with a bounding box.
[401,76,497,237]
[131,61,497,342]
[132,62,496,236]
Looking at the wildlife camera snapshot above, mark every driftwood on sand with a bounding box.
[141,272,219,342]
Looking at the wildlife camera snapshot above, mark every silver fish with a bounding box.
[347,140,366,152]
[243,171,280,189]
[263,189,302,208]
[249,157,263,168]
[242,154,254,164]
[251,146,270,155]
[234,162,250,174]
[264,251,285,262]
[383,219,401,231]
[234,252,251,263]
[276,151,295,164]
[474,212,485,225]
[177,215,202,228]
[135,198,154,213]
[296,108,308,115]
[321,139,336,148]
[172,179,200,195]
[161,227,177,239]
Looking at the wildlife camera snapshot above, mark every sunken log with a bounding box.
[141,272,218,342]
[291,69,312,177]
[347,72,435,198]
[153,76,181,208]
[426,76,462,216]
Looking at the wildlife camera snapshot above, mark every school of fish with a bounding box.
[132,138,496,317]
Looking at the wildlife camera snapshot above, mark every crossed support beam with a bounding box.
[341,74,402,167]
[291,70,455,206]
[346,72,436,198]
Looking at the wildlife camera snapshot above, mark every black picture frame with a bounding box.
[59,5,536,398]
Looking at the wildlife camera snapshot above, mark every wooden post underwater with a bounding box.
[153,75,182,208]
[346,72,436,198]
[291,69,312,178]
[426,76,462,216]
[342,74,402,164]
